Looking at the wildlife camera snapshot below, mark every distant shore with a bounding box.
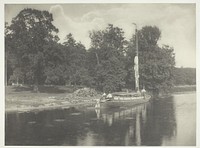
[172,85,196,93]
[5,85,196,113]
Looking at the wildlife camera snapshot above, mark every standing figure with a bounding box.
[95,98,101,108]
[141,87,146,99]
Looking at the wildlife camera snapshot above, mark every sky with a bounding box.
[5,3,196,68]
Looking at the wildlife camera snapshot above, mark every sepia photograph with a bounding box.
[3,1,198,146]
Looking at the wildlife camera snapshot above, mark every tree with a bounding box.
[88,24,127,92]
[134,26,175,95]
[5,22,19,85]
[6,8,59,90]
[63,33,93,86]
[43,42,65,85]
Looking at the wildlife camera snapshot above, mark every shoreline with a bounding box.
[5,101,97,113]
[172,91,196,95]
[5,85,196,113]
[172,85,196,93]
[6,91,196,113]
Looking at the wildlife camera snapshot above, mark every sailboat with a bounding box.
[96,23,151,109]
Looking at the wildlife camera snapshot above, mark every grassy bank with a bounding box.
[5,84,196,112]
[5,85,100,112]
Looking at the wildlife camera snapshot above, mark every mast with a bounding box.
[133,23,139,93]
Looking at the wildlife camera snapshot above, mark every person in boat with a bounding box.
[106,92,113,101]
[101,92,106,100]
[95,92,107,108]
[141,87,146,99]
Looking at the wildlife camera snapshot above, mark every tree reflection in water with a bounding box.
[142,96,177,146]
[6,94,188,146]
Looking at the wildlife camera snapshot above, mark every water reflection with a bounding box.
[93,103,147,145]
[5,93,196,146]
[142,96,177,146]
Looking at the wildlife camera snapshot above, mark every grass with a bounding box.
[5,85,99,112]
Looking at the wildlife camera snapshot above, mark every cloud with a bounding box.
[49,4,195,67]
[49,5,107,48]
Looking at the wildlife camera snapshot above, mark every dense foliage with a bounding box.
[6,8,59,87]
[174,67,196,85]
[88,24,127,92]
[5,9,89,89]
[6,8,188,94]
[138,26,175,94]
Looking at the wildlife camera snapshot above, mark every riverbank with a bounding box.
[5,85,196,113]
[172,85,196,93]
[5,85,101,113]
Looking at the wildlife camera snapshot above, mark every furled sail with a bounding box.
[134,56,139,79]
[134,55,139,91]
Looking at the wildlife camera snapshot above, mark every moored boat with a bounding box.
[112,92,145,100]
[98,93,151,109]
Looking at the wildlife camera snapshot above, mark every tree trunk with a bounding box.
[152,89,159,97]
[95,52,100,65]
[17,77,19,85]
[33,85,39,93]
[33,76,39,93]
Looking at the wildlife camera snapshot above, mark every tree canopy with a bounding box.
[5,8,184,94]
[6,8,59,87]
[88,24,127,92]
[138,26,175,94]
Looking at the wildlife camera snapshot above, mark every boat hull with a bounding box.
[99,94,151,109]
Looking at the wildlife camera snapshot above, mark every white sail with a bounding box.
[134,56,138,65]
[134,56,139,78]
[134,56,139,92]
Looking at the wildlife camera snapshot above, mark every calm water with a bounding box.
[5,92,196,146]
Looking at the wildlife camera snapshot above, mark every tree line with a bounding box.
[5,8,176,94]
[174,67,196,85]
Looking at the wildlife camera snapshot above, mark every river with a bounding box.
[5,92,196,146]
